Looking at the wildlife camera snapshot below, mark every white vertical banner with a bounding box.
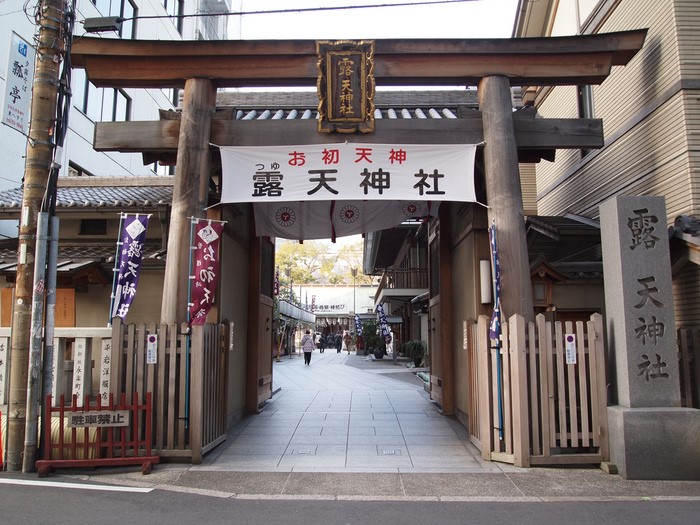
[146,334,157,365]
[2,32,35,134]
[99,339,112,404]
[71,338,88,408]
[565,333,577,365]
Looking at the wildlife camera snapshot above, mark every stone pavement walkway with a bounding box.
[198,349,501,473]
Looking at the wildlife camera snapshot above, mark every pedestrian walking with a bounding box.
[319,333,326,353]
[335,332,342,353]
[301,329,314,365]
[344,331,352,354]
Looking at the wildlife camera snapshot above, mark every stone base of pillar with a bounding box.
[608,405,700,480]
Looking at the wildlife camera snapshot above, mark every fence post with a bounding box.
[189,324,203,464]
[476,315,493,460]
[509,313,530,467]
[591,313,609,461]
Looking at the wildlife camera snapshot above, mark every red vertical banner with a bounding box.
[188,220,224,325]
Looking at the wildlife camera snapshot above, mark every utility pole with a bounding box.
[6,0,67,473]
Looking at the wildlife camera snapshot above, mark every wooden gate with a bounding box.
[470,313,609,467]
[111,319,229,463]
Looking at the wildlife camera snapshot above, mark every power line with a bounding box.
[80,0,478,26]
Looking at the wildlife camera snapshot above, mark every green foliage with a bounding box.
[361,320,384,349]
[403,340,426,359]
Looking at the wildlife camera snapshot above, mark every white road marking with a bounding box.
[0,478,153,493]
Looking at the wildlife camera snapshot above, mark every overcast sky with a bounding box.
[233,0,519,40]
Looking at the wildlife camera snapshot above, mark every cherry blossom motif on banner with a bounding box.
[188,219,224,325]
[253,199,437,240]
[110,214,150,321]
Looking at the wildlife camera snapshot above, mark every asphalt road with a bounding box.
[2,478,699,525]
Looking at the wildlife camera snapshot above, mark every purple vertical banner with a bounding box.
[111,214,149,320]
[376,303,389,337]
[188,220,224,325]
[488,223,502,341]
[354,314,363,336]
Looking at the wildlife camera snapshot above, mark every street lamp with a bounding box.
[351,267,357,314]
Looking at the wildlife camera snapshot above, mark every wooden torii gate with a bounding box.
[71,30,646,413]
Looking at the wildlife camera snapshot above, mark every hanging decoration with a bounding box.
[110,214,150,322]
[188,219,225,326]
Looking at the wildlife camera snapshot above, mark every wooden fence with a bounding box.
[471,313,608,467]
[110,319,229,463]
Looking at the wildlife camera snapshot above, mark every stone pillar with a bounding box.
[600,195,700,479]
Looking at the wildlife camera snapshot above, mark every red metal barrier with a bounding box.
[35,392,159,477]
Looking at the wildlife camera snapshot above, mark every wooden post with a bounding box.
[161,78,216,324]
[476,315,493,460]
[189,324,203,464]
[438,204,455,415]
[478,75,534,323]
[510,313,531,467]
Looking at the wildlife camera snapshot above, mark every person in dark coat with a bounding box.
[319,333,326,353]
[335,332,342,353]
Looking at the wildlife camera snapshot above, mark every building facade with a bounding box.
[0,0,233,237]
[514,0,700,326]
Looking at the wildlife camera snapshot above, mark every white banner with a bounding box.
[2,32,35,134]
[253,199,437,240]
[220,143,477,203]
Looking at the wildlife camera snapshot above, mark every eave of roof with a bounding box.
[0,177,173,214]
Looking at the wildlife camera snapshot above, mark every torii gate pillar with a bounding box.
[161,78,216,324]
[478,75,534,323]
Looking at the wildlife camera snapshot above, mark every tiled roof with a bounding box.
[0,180,172,210]
[216,89,486,121]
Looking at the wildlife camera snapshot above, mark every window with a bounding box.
[84,80,103,121]
[114,89,131,121]
[82,82,130,122]
[119,0,137,39]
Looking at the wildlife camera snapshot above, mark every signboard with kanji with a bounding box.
[317,40,374,133]
[66,410,130,428]
[220,143,476,203]
[2,32,34,134]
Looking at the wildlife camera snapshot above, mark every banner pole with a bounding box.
[184,218,197,431]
